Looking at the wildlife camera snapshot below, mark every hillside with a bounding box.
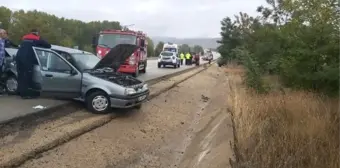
[151,36,220,49]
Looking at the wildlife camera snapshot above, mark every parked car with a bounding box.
[157,51,180,68]
[2,47,19,94]
[30,44,149,113]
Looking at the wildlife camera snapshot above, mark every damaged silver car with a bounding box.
[32,44,150,113]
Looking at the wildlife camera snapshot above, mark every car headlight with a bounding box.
[125,88,136,95]
[142,84,148,90]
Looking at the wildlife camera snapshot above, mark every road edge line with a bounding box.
[0,63,213,168]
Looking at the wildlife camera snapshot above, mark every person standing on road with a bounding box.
[208,53,213,64]
[0,29,6,94]
[16,29,51,99]
[185,52,191,65]
[180,52,185,65]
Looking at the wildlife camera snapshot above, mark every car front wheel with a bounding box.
[5,76,18,95]
[86,91,111,114]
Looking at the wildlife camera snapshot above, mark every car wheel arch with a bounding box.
[85,88,108,100]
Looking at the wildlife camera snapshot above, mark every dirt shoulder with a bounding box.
[19,65,234,168]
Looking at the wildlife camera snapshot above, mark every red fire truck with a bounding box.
[93,29,148,77]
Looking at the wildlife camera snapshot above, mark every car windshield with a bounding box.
[5,48,18,57]
[71,53,100,71]
[98,34,137,48]
[160,52,174,56]
[164,47,177,52]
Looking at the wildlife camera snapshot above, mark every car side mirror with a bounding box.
[70,69,78,75]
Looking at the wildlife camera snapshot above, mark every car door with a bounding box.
[32,47,82,99]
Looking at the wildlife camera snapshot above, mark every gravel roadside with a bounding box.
[19,65,233,168]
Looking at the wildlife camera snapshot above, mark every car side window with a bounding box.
[35,49,72,73]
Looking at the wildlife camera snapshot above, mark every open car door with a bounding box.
[32,47,82,99]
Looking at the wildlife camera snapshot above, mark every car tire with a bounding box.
[140,63,146,73]
[158,63,161,68]
[5,75,18,95]
[86,91,111,114]
[135,104,142,109]
[173,64,177,69]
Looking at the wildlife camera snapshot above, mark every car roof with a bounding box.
[51,45,92,54]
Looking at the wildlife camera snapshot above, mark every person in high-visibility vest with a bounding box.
[185,52,191,65]
[180,53,185,65]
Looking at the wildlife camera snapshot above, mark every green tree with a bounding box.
[218,0,339,95]
[0,6,12,30]
[0,7,122,50]
[146,37,155,57]
[179,44,190,53]
[193,45,204,54]
[154,41,164,56]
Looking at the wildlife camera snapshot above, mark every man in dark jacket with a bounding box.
[16,29,51,99]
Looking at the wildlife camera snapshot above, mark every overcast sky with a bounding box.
[2,0,265,38]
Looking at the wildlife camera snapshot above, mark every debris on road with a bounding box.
[201,94,210,102]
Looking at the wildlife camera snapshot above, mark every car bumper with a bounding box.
[118,65,137,73]
[109,90,150,108]
[158,61,177,65]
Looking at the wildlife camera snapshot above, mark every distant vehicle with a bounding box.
[163,42,178,54]
[93,29,148,77]
[29,44,149,113]
[157,51,180,68]
[2,47,18,94]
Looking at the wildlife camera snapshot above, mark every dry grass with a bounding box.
[225,65,339,168]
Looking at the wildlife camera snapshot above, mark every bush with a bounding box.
[217,0,339,96]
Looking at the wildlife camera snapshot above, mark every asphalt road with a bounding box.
[0,53,220,123]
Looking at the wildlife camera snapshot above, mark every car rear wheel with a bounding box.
[5,76,18,95]
[86,91,111,114]
[140,63,146,73]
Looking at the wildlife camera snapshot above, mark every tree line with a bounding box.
[153,41,204,57]
[217,0,339,96]
[0,6,205,58]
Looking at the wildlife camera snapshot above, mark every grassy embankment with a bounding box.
[225,64,339,168]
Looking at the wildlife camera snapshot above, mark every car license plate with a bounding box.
[138,95,146,101]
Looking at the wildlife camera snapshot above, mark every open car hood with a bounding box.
[92,44,138,70]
